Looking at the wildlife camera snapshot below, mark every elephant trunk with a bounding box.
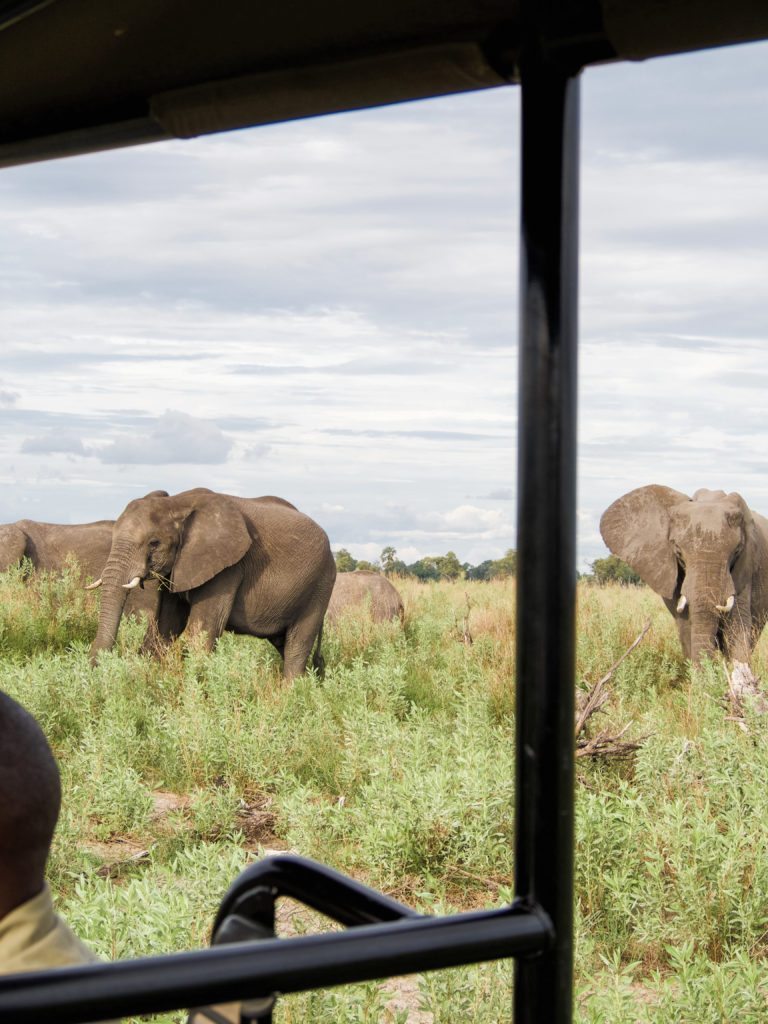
[689,607,722,667]
[684,559,734,666]
[89,540,146,664]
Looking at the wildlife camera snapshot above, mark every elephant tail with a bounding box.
[312,622,326,677]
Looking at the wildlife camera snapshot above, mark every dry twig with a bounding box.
[574,619,651,759]
[453,593,473,646]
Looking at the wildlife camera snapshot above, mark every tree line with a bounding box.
[335,547,643,585]
[334,546,517,581]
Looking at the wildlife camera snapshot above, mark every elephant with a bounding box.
[0,518,114,579]
[326,570,404,624]
[0,518,158,621]
[600,485,768,665]
[89,488,336,679]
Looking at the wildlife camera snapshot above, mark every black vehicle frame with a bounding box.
[0,2,766,1021]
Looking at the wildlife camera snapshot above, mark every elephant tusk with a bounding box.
[676,595,687,613]
[123,576,142,590]
[84,577,102,591]
[715,595,735,614]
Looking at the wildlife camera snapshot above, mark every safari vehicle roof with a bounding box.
[1,0,768,168]
[2,3,768,1023]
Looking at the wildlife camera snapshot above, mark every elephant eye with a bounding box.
[148,539,161,549]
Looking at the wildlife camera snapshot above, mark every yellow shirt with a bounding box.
[0,885,118,1022]
[0,886,250,1023]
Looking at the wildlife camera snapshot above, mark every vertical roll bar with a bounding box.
[514,40,580,1024]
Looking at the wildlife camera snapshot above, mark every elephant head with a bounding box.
[90,488,252,661]
[600,485,766,665]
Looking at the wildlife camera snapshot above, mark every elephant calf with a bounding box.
[89,488,336,680]
[326,570,404,624]
[600,485,768,665]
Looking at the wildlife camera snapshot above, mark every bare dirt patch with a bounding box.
[382,975,433,1023]
[150,789,191,819]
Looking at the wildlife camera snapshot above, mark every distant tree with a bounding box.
[589,555,643,586]
[334,548,358,573]
[355,560,380,573]
[406,552,464,581]
[380,546,397,572]
[488,549,517,580]
[433,551,464,580]
[407,558,440,582]
[466,560,494,581]
[380,546,407,576]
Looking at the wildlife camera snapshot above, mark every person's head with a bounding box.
[0,691,61,916]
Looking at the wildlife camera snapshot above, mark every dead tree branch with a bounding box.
[575,619,651,759]
[724,660,768,731]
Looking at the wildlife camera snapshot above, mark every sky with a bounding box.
[1,40,767,572]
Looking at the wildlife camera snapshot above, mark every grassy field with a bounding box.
[2,565,768,1021]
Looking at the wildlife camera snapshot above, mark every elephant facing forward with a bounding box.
[89,488,336,679]
[600,485,768,665]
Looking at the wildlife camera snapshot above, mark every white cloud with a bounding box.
[99,411,233,465]
[21,430,89,456]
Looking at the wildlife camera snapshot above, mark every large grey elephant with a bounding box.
[0,519,114,578]
[0,518,158,620]
[89,488,336,679]
[600,485,768,665]
[326,570,404,624]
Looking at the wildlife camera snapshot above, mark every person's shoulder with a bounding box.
[0,887,119,1023]
[0,885,96,974]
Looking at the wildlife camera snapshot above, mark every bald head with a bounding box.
[0,692,61,915]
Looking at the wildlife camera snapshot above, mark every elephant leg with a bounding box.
[283,613,326,681]
[268,633,286,658]
[184,564,242,650]
[140,591,189,656]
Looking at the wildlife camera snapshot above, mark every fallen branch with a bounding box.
[575,619,651,759]
[724,660,768,730]
[96,845,153,879]
[576,722,644,759]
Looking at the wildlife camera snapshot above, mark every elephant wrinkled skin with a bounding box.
[600,485,768,665]
[326,570,404,624]
[90,488,336,680]
[0,518,158,621]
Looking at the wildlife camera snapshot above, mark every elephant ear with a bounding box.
[727,493,756,594]
[599,485,689,600]
[170,494,252,593]
[141,490,170,499]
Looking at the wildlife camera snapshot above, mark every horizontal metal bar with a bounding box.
[213,854,421,933]
[0,904,552,1024]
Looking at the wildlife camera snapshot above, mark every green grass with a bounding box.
[2,570,768,1020]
